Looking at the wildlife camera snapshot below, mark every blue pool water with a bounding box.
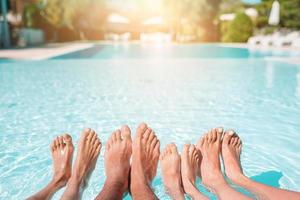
[53,43,295,59]
[0,44,300,199]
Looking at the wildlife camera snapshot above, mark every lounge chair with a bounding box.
[291,37,300,48]
[260,32,281,46]
[273,32,299,47]
[248,35,264,45]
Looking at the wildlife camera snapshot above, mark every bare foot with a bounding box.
[71,128,102,187]
[221,130,243,184]
[222,131,300,200]
[60,128,101,200]
[197,128,253,200]
[104,125,132,192]
[196,128,226,190]
[27,134,74,200]
[181,144,208,199]
[160,143,184,200]
[131,123,160,192]
[50,134,74,187]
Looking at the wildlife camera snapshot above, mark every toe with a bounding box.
[136,122,148,138]
[233,137,239,147]
[88,129,96,141]
[170,143,178,154]
[63,134,73,147]
[58,136,64,147]
[121,125,132,141]
[143,128,152,141]
[208,129,214,143]
[81,128,91,140]
[90,130,97,143]
[161,145,168,158]
[115,129,122,141]
[223,129,235,145]
[237,138,242,147]
[238,142,242,153]
[196,136,205,150]
[111,131,117,142]
[150,136,158,151]
[148,131,156,143]
[216,127,223,141]
[183,144,190,154]
[94,139,102,157]
[211,128,217,142]
[163,145,170,157]
[55,136,60,148]
[154,141,160,156]
[189,144,196,158]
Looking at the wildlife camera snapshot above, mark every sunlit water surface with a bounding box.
[0,44,300,199]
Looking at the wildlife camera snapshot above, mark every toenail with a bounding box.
[228,130,235,135]
[218,128,223,133]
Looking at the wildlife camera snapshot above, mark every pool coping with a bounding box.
[0,41,300,65]
[0,42,95,61]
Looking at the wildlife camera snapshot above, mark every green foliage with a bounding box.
[222,12,253,43]
[280,0,300,29]
[38,0,105,29]
[23,3,39,28]
[256,0,300,29]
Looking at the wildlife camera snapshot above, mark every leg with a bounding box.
[160,143,185,200]
[130,123,160,200]
[61,128,101,200]
[222,130,300,200]
[95,125,132,200]
[197,128,251,200]
[27,134,74,200]
[181,144,208,200]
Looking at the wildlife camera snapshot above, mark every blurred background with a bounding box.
[0,0,300,48]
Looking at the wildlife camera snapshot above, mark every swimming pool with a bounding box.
[0,44,300,199]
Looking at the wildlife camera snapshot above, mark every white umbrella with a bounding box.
[268,0,280,25]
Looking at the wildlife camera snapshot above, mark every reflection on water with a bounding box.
[266,62,274,89]
[296,71,300,99]
[251,171,283,188]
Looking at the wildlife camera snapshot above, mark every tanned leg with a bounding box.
[130,123,160,200]
[27,134,74,200]
[160,143,185,200]
[222,130,300,200]
[197,128,251,200]
[61,128,101,200]
[95,125,132,200]
[181,144,209,200]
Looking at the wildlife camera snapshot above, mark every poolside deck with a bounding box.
[0,42,300,65]
[0,43,94,60]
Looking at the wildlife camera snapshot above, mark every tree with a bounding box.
[256,0,300,29]
[222,12,253,42]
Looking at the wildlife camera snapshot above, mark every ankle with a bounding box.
[51,177,67,189]
[130,178,150,192]
[164,175,182,190]
[165,180,184,198]
[104,178,128,192]
[67,175,84,188]
[52,173,70,187]
[48,178,66,190]
[183,180,197,196]
[202,170,228,187]
[229,174,250,186]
